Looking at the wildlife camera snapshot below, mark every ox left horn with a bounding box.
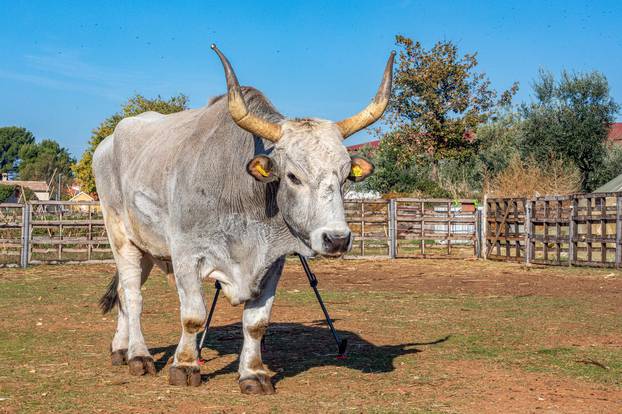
[336,51,396,139]
[211,44,282,142]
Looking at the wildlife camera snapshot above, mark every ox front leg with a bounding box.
[169,261,206,387]
[238,259,283,395]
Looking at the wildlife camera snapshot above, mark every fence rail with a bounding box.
[1,199,481,267]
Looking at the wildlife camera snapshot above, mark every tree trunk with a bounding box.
[431,159,439,182]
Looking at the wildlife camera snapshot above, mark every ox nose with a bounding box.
[322,231,351,254]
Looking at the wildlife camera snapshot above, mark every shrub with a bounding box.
[485,155,581,197]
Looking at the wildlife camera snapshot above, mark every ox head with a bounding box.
[212,44,394,257]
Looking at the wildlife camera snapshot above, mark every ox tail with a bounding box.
[99,271,122,314]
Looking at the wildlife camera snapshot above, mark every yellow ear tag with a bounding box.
[256,164,270,177]
[351,164,363,177]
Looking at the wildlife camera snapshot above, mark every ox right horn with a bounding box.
[211,44,282,142]
[336,51,395,138]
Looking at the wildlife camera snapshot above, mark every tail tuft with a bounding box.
[99,271,121,314]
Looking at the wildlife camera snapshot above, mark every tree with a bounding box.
[591,144,622,189]
[18,139,75,195]
[385,35,518,180]
[362,133,450,197]
[0,127,35,174]
[0,185,16,202]
[476,111,524,178]
[521,70,619,191]
[73,94,189,195]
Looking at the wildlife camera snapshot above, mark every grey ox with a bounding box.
[94,44,394,394]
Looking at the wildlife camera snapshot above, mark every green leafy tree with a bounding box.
[18,140,75,194]
[386,35,518,181]
[591,144,622,189]
[476,111,524,178]
[521,70,619,191]
[0,185,17,202]
[73,94,188,195]
[0,127,35,174]
[363,133,449,197]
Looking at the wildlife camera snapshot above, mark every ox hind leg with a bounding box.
[238,258,284,395]
[102,211,155,376]
[116,245,155,375]
[105,252,154,373]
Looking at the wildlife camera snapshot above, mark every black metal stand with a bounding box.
[197,280,221,358]
[297,254,348,357]
[197,255,347,359]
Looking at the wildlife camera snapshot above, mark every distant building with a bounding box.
[68,191,95,203]
[608,123,622,145]
[593,173,622,193]
[346,140,381,153]
[68,191,98,212]
[0,173,50,201]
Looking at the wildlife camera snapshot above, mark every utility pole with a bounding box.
[57,173,62,201]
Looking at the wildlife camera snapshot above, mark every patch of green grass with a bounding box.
[525,347,622,386]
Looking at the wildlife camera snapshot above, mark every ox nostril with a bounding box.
[322,231,352,253]
[322,232,332,246]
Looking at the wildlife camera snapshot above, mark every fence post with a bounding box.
[569,197,577,267]
[388,199,397,259]
[524,199,532,265]
[616,196,622,268]
[20,203,31,268]
[475,207,483,258]
[482,195,488,259]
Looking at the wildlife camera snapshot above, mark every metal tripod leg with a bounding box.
[196,257,348,359]
[197,280,221,359]
[297,254,348,357]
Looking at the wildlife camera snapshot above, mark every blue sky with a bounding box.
[1,0,621,158]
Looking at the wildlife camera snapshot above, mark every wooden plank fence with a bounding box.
[486,192,622,267]
[1,199,481,267]
[0,203,26,267]
[0,201,113,267]
[393,198,481,258]
[8,193,622,268]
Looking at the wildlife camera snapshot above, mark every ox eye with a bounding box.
[287,172,301,185]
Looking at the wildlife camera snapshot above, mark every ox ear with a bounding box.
[348,156,375,182]
[247,155,278,183]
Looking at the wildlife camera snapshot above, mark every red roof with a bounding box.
[346,140,380,152]
[609,123,622,144]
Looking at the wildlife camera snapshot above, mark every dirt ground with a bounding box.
[1,258,621,413]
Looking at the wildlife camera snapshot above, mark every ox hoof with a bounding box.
[239,374,275,395]
[128,356,156,376]
[111,349,128,366]
[169,366,202,387]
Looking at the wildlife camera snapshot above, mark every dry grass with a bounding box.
[485,155,581,197]
[1,260,621,413]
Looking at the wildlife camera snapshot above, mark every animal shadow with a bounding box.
[150,321,450,385]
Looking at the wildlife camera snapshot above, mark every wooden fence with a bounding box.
[485,192,622,267]
[1,199,481,267]
[0,203,26,267]
[345,198,481,259]
[0,201,112,267]
[9,193,622,268]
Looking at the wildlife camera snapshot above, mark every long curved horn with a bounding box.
[336,51,395,139]
[211,44,282,142]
